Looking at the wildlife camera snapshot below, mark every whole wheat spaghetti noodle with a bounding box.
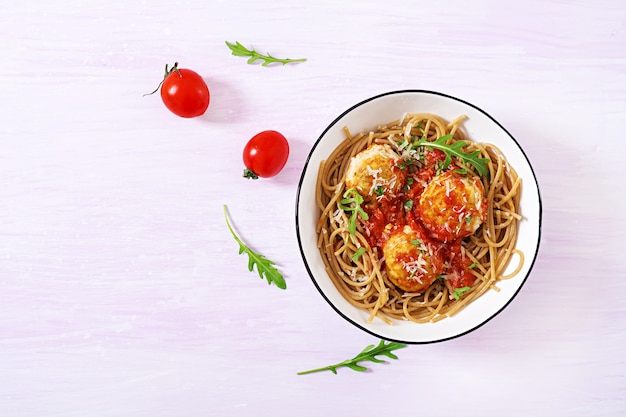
[315,113,523,324]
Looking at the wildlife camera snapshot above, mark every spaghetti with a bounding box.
[315,113,523,324]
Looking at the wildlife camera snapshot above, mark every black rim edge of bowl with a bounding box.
[294,89,543,345]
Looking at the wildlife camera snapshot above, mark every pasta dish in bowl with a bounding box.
[296,90,541,343]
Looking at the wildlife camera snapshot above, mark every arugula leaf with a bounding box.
[297,339,407,375]
[414,134,490,177]
[351,247,368,261]
[453,286,471,300]
[225,41,307,66]
[339,188,369,235]
[223,205,286,290]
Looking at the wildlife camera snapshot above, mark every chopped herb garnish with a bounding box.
[403,199,413,211]
[411,239,421,246]
[453,286,471,300]
[436,160,444,175]
[374,185,385,196]
[395,162,407,171]
[469,261,478,269]
[352,247,368,261]
[465,215,472,224]
[410,121,425,134]
[404,177,415,192]
[455,165,468,175]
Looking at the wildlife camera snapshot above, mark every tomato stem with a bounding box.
[143,61,181,96]
[166,62,181,78]
[243,168,259,180]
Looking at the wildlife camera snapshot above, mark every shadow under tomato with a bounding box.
[259,137,312,187]
[197,77,246,124]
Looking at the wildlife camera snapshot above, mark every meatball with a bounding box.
[417,170,487,242]
[345,144,405,199]
[382,225,444,293]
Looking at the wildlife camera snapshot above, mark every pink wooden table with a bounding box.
[1,1,624,415]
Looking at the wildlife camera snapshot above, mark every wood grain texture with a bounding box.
[1,0,625,416]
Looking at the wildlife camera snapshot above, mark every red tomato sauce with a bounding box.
[362,148,477,290]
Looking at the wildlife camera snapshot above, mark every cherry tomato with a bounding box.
[158,62,210,118]
[243,130,290,179]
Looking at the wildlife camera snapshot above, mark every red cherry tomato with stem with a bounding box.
[243,130,290,179]
[146,62,210,118]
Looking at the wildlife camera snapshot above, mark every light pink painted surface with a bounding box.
[1,0,624,416]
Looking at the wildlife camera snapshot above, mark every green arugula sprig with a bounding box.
[223,205,286,290]
[297,339,407,375]
[225,41,307,66]
[414,134,490,178]
[338,188,369,235]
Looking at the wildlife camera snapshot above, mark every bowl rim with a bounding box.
[295,89,543,344]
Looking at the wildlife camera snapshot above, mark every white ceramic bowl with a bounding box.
[296,90,542,344]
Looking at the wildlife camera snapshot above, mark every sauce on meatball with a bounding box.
[418,170,487,242]
[382,225,444,293]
